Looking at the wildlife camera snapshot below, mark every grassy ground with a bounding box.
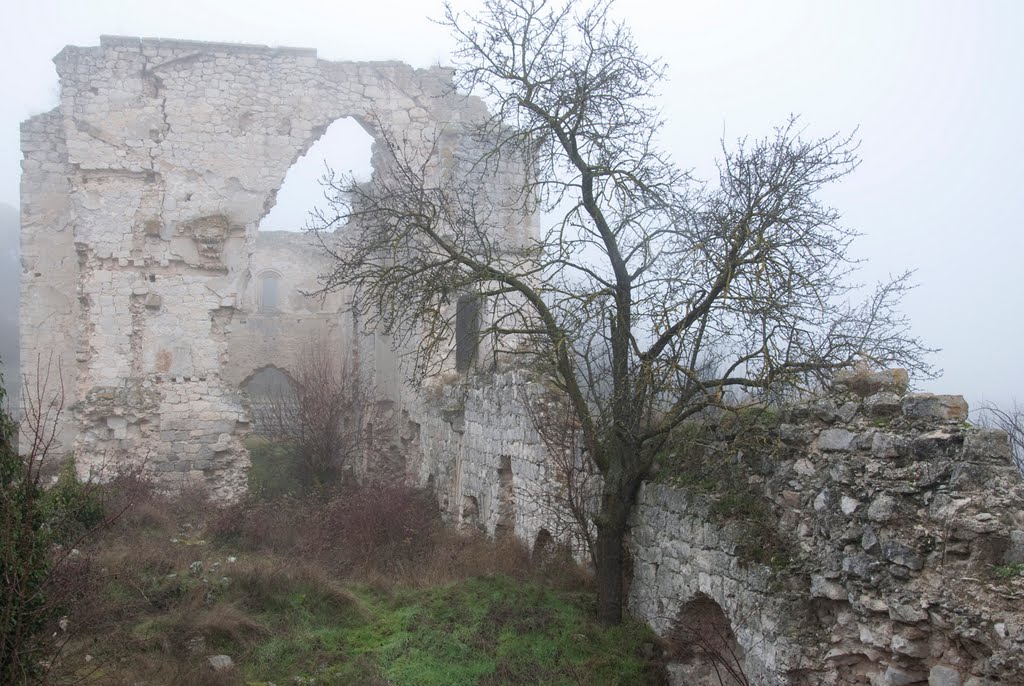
[41,478,666,685]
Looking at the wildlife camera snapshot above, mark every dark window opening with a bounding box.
[455,295,480,372]
[242,366,297,436]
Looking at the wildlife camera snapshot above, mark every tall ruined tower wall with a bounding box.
[18,37,515,496]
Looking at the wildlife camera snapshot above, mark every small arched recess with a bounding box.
[241,365,298,437]
[668,594,749,686]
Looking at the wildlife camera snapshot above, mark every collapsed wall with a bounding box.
[431,370,1024,685]
[19,37,509,497]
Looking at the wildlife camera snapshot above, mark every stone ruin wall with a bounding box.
[20,38,1024,685]
[19,36,517,497]
[436,371,1024,685]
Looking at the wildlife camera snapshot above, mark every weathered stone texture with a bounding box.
[414,372,572,555]
[624,381,1024,684]
[20,37,512,493]
[411,368,1023,683]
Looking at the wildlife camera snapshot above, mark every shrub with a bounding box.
[0,372,51,683]
[42,459,107,544]
[245,436,303,498]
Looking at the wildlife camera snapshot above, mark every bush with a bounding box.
[245,436,304,499]
[0,372,51,683]
[42,459,107,544]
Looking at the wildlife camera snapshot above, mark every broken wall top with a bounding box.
[51,35,475,233]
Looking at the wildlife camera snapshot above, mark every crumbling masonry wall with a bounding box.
[432,370,1024,685]
[20,37,511,497]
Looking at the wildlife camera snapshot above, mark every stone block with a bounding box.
[817,428,857,452]
[207,654,234,671]
[867,495,899,523]
[872,432,903,458]
[901,394,968,421]
[834,367,909,397]
[882,540,923,571]
[885,665,926,685]
[928,666,962,686]
[865,392,902,417]
[810,574,847,600]
[840,496,860,514]
[962,428,1012,463]
[842,553,877,578]
[888,599,928,624]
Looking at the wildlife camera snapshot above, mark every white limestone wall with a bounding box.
[20,37,511,492]
[19,109,78,453]
[412,371,583,555]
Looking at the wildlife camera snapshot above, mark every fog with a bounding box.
[0,202,16,385]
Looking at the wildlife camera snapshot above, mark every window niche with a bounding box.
[455,294,481,372]
[257,270,282,313]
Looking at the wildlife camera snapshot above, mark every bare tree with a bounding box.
[247,338,393,492]
[312,0,934,622]
[975,400,1024,473]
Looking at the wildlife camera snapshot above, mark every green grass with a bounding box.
[990,563,1024,579]
[84,563,662,684]
[241,577,660,685]
[49,481,665,685]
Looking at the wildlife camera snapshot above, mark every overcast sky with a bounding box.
[1,0,1022,409]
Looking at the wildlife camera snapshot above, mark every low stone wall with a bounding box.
[413,372,574,556]
[421,370,1024,685]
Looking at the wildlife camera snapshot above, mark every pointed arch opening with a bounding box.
[258,116,375,232]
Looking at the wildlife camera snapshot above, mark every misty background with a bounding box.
[0,0,1022,412]
[0,202,16,386]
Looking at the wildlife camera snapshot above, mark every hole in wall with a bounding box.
[258,117,374,232]
[495,455,515,537]
[461,494,481,529]
[242,365,297,436]
[533,528,553,562]
[668,594,748,686]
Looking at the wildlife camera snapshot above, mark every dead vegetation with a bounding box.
[26,473,659,685]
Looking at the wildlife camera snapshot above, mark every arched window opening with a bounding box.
[258,116,374,232]
[257,271,282,312]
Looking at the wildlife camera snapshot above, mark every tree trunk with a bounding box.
[595,514,628,624]
[593,435,647,624]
